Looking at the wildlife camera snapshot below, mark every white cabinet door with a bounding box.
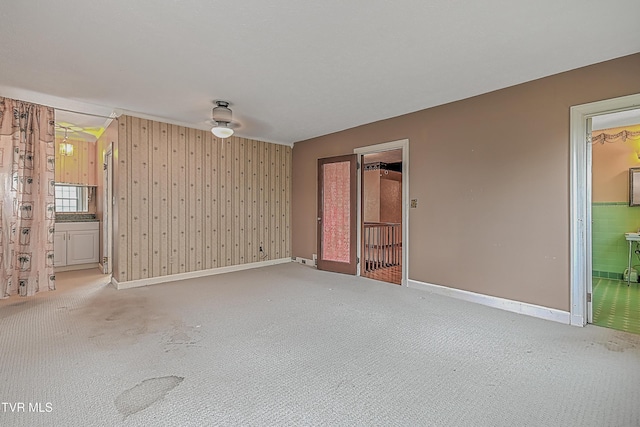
[66,229,100,265]
[53,231,67,266]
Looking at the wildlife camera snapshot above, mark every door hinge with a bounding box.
[587,292,592,303]
[356,257,360,264]
[357,162,360,170]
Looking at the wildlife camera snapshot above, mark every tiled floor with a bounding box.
[362,265,402,285]
[592,277,640,335]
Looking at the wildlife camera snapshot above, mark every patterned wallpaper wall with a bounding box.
[113,116,291,283]
[54,137,97,185]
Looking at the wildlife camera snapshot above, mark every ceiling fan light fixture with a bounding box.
[211,123,234,138]
[211,100,235,139]
[60,142,74,156]
[59,127,74,156]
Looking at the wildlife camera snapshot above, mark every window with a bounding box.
[55,185,88,212]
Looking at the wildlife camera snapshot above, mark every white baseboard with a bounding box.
[407,279,571,325]
[55,263,100,273]
[111,258,291,290]
[292,257,317,268]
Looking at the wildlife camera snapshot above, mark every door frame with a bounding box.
[570,93,640,326]
[102,144,113,275]
[354,139,409,286]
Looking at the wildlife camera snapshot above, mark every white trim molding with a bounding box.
[55,263,100,273]
[111,258,292,290]
[408,279,571,325]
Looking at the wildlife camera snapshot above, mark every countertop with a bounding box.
[55,213,98,223]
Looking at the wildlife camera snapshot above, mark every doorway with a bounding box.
[570,93,640,327]
[360,149,403,284]
[355,139,409,286]
[53,109,114,283]
[315,139,409,285]
[590,108,640,334]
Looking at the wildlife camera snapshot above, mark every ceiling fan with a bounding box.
[209,100,239,139]
[54,122,104,140]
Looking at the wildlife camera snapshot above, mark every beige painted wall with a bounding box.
[592,124,640,202]
[292,53,640,311]
[113,116,291,283]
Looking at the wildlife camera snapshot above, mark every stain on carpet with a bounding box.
[604,332,640,351]
[7,301,28,307]
[114,376,184,418]
[0,299,43,320]
[72,290,171,347]
[162,320,203,353]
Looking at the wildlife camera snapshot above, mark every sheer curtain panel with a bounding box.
[0,97,56,297]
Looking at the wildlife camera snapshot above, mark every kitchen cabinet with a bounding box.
[54,222,99,267]
[53,230,67,266]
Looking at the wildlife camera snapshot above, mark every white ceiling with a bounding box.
[1,1,639,145]
[364,150,403,165]
[592,108,640,131]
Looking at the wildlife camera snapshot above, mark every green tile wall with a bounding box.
[592,202,640,279]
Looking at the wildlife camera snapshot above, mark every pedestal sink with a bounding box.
[624,233,640,284]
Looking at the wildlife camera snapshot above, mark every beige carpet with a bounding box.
[1,263,639,426]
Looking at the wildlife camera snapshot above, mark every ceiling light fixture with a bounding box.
[211,100,234,139]
[59,127,74,156]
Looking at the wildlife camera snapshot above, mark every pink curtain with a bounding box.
[0,97,56,297]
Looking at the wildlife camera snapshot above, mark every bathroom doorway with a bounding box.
[570,93,640,330]
[590,108,640,334]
